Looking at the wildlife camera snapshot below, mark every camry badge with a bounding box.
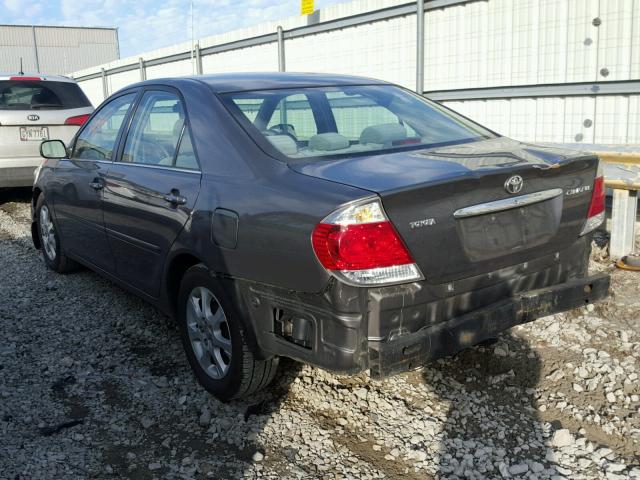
[27,114,40,121]
[504,175,524,194]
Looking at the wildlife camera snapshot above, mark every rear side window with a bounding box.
[121,90,198,170]
[73,93,135,161]
[0,80,91,110]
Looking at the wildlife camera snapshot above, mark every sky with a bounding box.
[2,0,349,58]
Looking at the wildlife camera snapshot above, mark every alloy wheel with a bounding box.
[185,286,232,379]
[39,205,57,261]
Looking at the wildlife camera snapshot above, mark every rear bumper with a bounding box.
[368,272,610,377]
[0,158,41,187]
[236,235,608,377]
[0,166,38,187]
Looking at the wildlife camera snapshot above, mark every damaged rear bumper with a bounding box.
[368,272,610,377]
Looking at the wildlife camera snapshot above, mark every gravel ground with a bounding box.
[1,187,638,480]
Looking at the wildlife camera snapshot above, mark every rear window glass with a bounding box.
[0,80,91,110]
[221,85,495,161]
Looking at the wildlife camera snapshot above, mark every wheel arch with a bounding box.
[31,187,43,249]
[164,250,268,360]
[164,251,204,320]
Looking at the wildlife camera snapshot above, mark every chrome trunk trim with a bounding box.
[453,188,563,218]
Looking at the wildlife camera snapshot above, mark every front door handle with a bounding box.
[163,189,187,206]
[89,180,103,190]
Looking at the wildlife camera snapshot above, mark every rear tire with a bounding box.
[35,194,78,273]
[177,264,279,401]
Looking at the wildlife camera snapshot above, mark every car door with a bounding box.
[52,91,137,273]
[102,88,202,298]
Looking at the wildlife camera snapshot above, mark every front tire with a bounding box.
[177,264,279,401]
[35,194,78,273]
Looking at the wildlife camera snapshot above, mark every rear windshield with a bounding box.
[221,85,496,161]
[0,80,91,110]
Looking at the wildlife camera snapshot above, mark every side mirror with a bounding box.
[40,140,67,159]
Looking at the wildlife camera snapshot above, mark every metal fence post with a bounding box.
[195,44,203,75]
[277,26,286,72]
[416,0,424,94]
[31,26,40,73]
[138,57,146,81]
[101,68,108,100]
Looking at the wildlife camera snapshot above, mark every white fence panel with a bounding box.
[598,0,636,81]
[286,15,416,89]
[106,69,140,96]
[566,0,599,83]
[535,97,566,143]
[202,44,279,74]
[441,96,625,145]
[628,96,640,144]
[537,0,569,84]
[563,96,596,143]
[80,77,105,107]
[632,2,640,80]
[146,59,193,78]
[594,95,631,144]
[425,1,489,90]
[423,0,613,90]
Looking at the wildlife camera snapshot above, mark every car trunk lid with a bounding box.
[291,138,599,284]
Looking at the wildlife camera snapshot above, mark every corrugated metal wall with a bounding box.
[443,95,640,144]
[0,25,118,75]
[71,0,639,147]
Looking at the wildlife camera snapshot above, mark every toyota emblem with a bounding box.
[27,114,40,121]
[504,175,524,194]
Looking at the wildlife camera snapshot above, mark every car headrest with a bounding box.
[266,135,298,156]
[308,133,350,151]
[359,123,407,145]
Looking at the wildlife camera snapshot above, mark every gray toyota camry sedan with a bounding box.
[32,73,609,401]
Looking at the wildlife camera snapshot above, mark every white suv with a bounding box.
[0,73,94,187]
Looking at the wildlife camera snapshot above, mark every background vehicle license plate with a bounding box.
[20,126,49,141]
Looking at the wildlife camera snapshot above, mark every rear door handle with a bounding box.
[163,190,187,206]
[89,180,103,190]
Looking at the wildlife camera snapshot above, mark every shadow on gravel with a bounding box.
[100,301,302,479]
[424,333,544,478]
[85,290,304,479]
[0,187,31,205]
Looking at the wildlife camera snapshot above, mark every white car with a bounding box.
[0,73,93,187]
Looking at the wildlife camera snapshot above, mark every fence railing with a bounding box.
[72,0,482,101]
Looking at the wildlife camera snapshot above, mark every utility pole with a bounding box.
[190,0,195,74]
[416,0,424,94]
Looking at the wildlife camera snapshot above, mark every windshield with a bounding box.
[0,80,91,110]
[222,85,496,160]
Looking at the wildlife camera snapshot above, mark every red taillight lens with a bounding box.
[10,76,42,81]
[580,175,606,236]
[64,114,90,126]
[312,199,423,285]
[587,176,605,218]
[312,221,413,271]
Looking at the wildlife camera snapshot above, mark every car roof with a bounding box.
[0,73,76,83]
[133,72,390,94]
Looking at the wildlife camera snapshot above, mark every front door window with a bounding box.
[72,93,136,161]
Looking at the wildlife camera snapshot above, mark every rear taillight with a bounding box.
[312,199,423,286]
[580,162,606,236]
[10,76,42,81]
[64,114,90,126]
